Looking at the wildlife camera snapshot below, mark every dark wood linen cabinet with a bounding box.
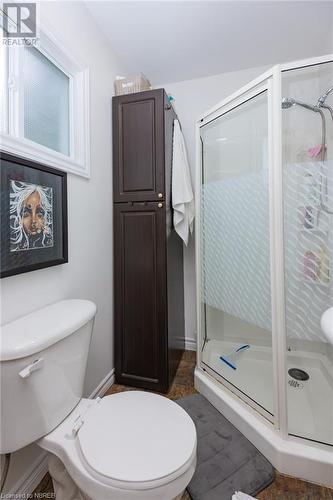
[113,89,185,392]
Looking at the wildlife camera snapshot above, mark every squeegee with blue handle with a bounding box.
[219,344,250,370]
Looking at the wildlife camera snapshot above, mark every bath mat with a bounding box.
[176,394,275,500]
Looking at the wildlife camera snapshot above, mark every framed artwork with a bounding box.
[1,152,68,278]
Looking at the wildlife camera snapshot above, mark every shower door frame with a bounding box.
[195,53,333,443]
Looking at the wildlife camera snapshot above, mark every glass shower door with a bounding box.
[200,90,274,418]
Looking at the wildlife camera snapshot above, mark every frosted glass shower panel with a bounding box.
[200,91,274,416]
[201,93,271,330]
[282,61,333,446]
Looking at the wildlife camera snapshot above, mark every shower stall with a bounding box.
[195,54,333,486]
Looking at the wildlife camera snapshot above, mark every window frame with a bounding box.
[0,26,90,178]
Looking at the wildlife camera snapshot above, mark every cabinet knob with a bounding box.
[158,203,163,208]
[158,193,163,198]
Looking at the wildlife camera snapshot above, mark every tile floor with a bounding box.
[34,350,333,499]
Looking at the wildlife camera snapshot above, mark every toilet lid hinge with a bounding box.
[71,417,85,437]
[67,398,102,439]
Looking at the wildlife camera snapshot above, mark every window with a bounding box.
[24,47,70,155]
[0,28,90,177]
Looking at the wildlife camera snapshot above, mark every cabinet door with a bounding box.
[114,202,168,391]
[113,90,165,202]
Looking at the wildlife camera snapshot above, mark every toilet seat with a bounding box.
[38,391,197,499]
[77,392,197,488]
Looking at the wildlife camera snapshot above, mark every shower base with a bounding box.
[202,339,333,446]
[202,340,275,416]
[195,367,333,488]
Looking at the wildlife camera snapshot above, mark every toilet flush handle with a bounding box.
[19,358,44,378]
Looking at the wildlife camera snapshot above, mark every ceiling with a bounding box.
[86,1,333,84]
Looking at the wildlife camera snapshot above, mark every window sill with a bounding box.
[0,133,90,178]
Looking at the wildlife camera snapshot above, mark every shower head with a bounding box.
[281,97,295,109]
[281,97,319,112]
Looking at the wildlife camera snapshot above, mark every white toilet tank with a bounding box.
[0,300,97,454]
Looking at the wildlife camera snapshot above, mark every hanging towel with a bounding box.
[172,119,195,245]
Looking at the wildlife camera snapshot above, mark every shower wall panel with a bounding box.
[282,61,333,445]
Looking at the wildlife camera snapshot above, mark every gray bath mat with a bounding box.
[176,394,275,500]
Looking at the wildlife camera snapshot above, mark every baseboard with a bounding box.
[11,451,49,496]
[173,336,197,351]
[184,338,197,351]
[89,368,115,399]
[8,368,116,495]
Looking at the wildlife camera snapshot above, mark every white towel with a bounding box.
[172,119,195,245]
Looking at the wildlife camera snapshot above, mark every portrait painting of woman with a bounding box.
[10,180,54,252]
[1,153,67,278]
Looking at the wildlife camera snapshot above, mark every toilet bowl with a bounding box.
[39,392,197,500]
[0,300,197,499]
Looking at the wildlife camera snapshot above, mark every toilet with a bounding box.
[0,300,197,499]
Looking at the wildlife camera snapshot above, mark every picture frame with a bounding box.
[1,152,68,278]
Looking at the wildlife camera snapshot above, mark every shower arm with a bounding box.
[311,107,333,214]
[282,97,326,160]
[319,87,333,213]
[293,105,333,214]
[316,107,326,162]
[320,104,333,122]
[282,100,333,214]
[283,92,333,214]
[316,107,333,214]
[313,85,333,213]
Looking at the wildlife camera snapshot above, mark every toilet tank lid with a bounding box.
[1,300,97,361]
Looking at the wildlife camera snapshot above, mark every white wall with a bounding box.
[1,1,124,492]
[161,65,269,346]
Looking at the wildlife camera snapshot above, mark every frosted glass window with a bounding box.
[23,47,70,155]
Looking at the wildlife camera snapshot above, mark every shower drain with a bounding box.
[288,368,310,381]
[288,379,304,390]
